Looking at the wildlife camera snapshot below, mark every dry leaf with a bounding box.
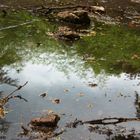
[52,99,61,104]
[40,92,48,98]
[77,93,85,97]
[0,107,5,118]
[64,89,69,93]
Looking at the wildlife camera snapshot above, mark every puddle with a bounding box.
[0,7,140,140]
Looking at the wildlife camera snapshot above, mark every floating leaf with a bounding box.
[40,92,48,98]
[64,89,69,93]
[77,93,85,97]
[52,99,61,104]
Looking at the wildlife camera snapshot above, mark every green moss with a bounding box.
[75,24,140,74]
[0,11,140,75]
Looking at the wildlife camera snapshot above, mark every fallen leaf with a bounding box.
[64,89,69,93]
[77,93,85,97]
[40,92,47,98]
[52,99,61,104]
[0,107,5,118]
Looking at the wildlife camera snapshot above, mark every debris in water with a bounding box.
[66,118,83,128]
[40,92,48,98]
[88,83,98,87]
[66,117,140,128]
[30,114,60,127]
[77,93,85,97]
[0,81,28,118]
[52,99,61,104]
[64,89,69,93]
[0,107,5,118]
[20,125,30,136]
[55,26,80,41]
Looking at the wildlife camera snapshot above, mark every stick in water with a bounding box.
[7,81,28,98]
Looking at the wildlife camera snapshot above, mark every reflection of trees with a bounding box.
[87,92,140,140]
[0,11,140,82]
[0,119,11,139]
[0,68,18,87]
[75,23,140,77]
[134,92,140,118]
[112,60,140,79]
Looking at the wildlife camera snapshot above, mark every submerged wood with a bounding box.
[66,117,140,128]
[0,20,38,31]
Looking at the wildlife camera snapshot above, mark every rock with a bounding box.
[91,6,105,12]
[55,26,80,41]
[30,114,60,127]
[57,10,90,25]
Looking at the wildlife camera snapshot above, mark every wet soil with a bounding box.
[0,0,140,24]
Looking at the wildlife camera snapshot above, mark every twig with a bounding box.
[8,95,28,102]
[0,81,28,107]
[7,81,28,98]
[66,117,140,128]
[0,20,38,31]
[84,117,140,125]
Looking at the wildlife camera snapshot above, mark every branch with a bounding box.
[66,117,140,128]
[8,95,28,102]
[0,20,38,31]
[6,81,28,98]
[0,82,28,107]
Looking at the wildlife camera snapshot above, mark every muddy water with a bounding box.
[0,2,140,140]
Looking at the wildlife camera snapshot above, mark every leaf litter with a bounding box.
[0,81,28,118]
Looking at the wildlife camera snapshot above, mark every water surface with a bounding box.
[0,10,140,140]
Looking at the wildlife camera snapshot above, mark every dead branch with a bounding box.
[8,95,28,102]
[0,81,28,107]
[84,117,140,125]
[66,117,140,128]
[7,81,28,98]
[0,20,38,31]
